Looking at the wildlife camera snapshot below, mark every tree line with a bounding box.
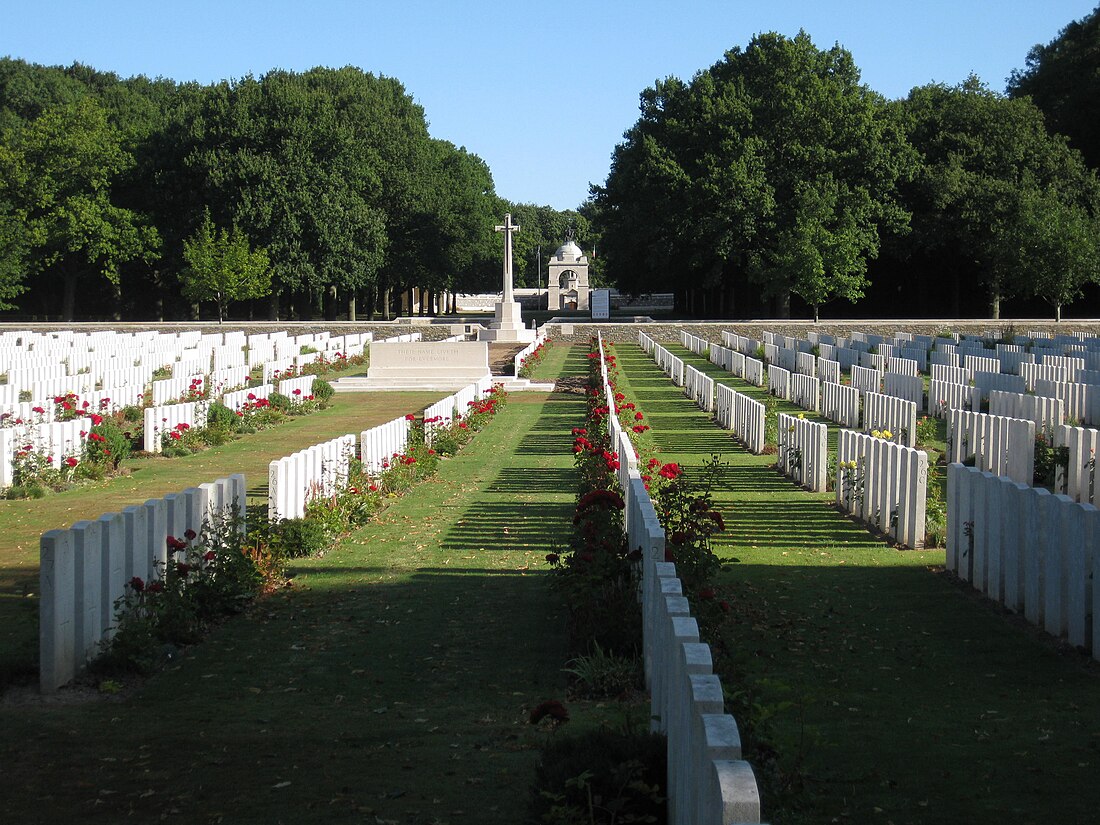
[589,8,1100,320]
[0,60,586,321]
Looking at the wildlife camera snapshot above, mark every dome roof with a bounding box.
[553,240,584,262]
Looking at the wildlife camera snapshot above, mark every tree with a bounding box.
[891,77,1099,318]
[1008,5,1100,169]
[181,209,271,323]
[0,96,160,319]
[1002,186,1100,320]
[594,32,911,318]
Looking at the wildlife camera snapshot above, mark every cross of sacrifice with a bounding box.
[495,213,520,303]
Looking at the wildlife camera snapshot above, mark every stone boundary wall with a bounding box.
[544,320,1100,344]
[0,321,470,342]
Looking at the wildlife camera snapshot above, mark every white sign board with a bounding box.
[591,288,610,320]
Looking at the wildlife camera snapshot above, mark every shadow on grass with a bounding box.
[712,559,1100,824]
[515,393,587,456]
[438,501,570,554]
[0,566,569,825]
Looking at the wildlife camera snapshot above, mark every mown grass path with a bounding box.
[0,346,586,824]
[614,340,1100,825]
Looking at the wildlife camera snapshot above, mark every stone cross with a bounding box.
[495,213,520,303]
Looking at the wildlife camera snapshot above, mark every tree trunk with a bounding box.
[383,287,392,321]
[110,281,122,322]
[326,285,338,321]
[62,269,78,321]
[1056,303,1063,323]
[348,293,357,322]
[269,290,280,321]
[813,304,820,324]
[989,286,1001,320]
[775,290,791,319]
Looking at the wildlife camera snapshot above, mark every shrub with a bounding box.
[95,506,275,675]
[268,391,292,413]
[530,727,666,825]
[86,420,132,469]
[563,642,641,699]
[311,377,335,405]
[206,401,237,430]
[269,517,331,558]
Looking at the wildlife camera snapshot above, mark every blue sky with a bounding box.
[2,1,1095,210]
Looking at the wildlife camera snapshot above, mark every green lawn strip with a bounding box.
[0,391,445,684]
[0,373,589,823]
[615,342,1100,824]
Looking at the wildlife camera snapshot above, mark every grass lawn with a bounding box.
[613,340,1100,825]
[0,391,447,685]
[0,343,590,823]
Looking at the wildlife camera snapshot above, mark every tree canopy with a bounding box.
[594,31,912,319]
[886,77,1100,318]
[0,59,524,321]
[1008,4,1100,170]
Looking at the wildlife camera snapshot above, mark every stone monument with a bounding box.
[547,229,591,311]
[478,213,536,343]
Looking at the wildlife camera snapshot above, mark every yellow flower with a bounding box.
[882,430,893,440]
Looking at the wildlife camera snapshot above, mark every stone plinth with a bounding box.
[354,341,492,389]
[477,300,536,343]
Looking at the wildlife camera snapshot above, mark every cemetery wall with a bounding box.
[544,320,1100,344]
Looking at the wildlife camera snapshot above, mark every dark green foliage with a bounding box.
[205,401,237,429]
[1008,5,1100,169]
[85,420,131,469]
[530,728,667,825]
[310,377,334,404]
[594,31,912,318]
[888,77,1100,319]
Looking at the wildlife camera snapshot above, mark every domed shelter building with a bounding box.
[546,237,590,311]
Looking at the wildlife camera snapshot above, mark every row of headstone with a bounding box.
[715,383,766,455]
[220,384,274,412]
[946,409,1035,485]
[776,413,828,492]
[360,415,412,476]
[928,379,981,419]
[947,464,1099,656]
[0,418,91,486]
[512,328,549,375]
[789,373,819,412]
[836,429,928,548]
[151,373,205,406]
[684,365,716,413]
[1054,424,1100,506]
[988,390,1064,431]
[680,330,710,357]
[422,378,495,446]
[605,334,764,824]
[39,474,246,691]
[267,434,357,520]
[766,365,790,401]
[643,336,687,388]
[143,401,208,453]
[821,381,860,428]
[1034,379,1100,426]
[862,392,918,447]
[277,375,316,401]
